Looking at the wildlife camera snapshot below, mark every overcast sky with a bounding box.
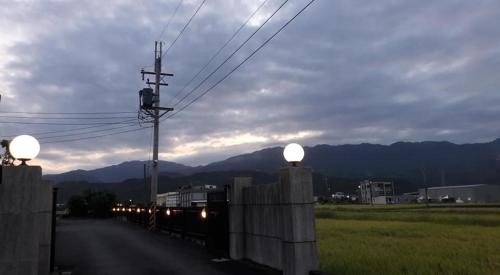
[1,0,500,174]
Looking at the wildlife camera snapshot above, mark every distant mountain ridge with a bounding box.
[44,160,192,183]
[44,139,500,187]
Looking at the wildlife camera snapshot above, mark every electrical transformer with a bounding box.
[139,88,154,108]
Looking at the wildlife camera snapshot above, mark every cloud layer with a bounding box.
[1,0,500,173]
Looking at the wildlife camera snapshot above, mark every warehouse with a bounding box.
[418,184,500,202]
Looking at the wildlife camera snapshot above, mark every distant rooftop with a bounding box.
[426,184,489,190]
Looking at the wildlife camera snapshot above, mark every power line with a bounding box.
[167,0,270,105]
[0,120,140,126]
[0,115,136,120]
[2,119,139,138]
[165,0,317,120]
[157,0,184,41]
[41,126,152,144]
[37,124,145,140]
[163,0,208,57]
[0,111,137,115]
[171,0,290,109]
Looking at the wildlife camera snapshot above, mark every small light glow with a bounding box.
[148,209,152,214]
[112,208,116,212]
[166,209,171,216]
[283,143,304,165]
[122,207,126,211]
[136,208,141,213]
[9,135,40,163]
[128,208,132,212]
[201,208,207,219]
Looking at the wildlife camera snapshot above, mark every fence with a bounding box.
[125,206,207,238]
[116,190,229,256]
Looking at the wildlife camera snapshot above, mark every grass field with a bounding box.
[315,204,500,275]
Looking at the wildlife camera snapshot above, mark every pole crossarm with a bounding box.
[139,107,174,120]
[141,70,174,77]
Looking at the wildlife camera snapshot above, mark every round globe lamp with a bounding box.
[9,135,40,165]
[283,143,304,166]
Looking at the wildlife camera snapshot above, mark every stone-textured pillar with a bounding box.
[0,166,51,275]
[37,181,53,275]
[228,177,252,260]
[279,167,318,275]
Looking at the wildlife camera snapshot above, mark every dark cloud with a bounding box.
[1,0,500,173]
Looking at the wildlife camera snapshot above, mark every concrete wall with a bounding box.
[0,166,52,275]
[229,167,318,275]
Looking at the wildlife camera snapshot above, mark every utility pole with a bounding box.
[139,41,173,229]
[152,42,161,206]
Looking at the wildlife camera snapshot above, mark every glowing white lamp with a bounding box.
[9,135,40,165]
[201,208,207,219]
[283,143,304,166]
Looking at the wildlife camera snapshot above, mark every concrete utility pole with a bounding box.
[152,42,161,205]
[140,41,173,229]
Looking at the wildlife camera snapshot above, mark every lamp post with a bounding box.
[283,143,305,167]
[8,135,40,165]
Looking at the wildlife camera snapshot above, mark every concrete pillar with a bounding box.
[228,177,251,260]
[0,166,51,275]
[279,167,318,275]
[37,181,53,275]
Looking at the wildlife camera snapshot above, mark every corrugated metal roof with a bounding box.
[427,184,488,190]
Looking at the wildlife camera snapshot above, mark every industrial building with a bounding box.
[157,185,217,207]
[156,192,179,207]
[418,184,500,202]
[360,179,395,204]
[179,185,217,207]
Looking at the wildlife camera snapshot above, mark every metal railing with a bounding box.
[121,206,208,239]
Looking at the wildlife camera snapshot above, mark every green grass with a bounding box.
[316,204,500,275]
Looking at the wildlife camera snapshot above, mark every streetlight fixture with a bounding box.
[283,143,304,166]
[9,135,40,165]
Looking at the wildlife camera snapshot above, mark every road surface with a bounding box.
[55,218,278,275]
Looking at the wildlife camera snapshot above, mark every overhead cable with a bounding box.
[41,127,152,144]
[167,0,270,105]
[164,0,317,120]
[163,0,208,57]
[157,0,184,41]
[171,0,290,109]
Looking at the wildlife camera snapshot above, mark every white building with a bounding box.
[178,185,217,207]
[157,192,179,207]
[360,180,395,204]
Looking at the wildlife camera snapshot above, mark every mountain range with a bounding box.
[45,139,500,185]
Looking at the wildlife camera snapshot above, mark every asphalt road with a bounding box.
[55,218,278,275]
